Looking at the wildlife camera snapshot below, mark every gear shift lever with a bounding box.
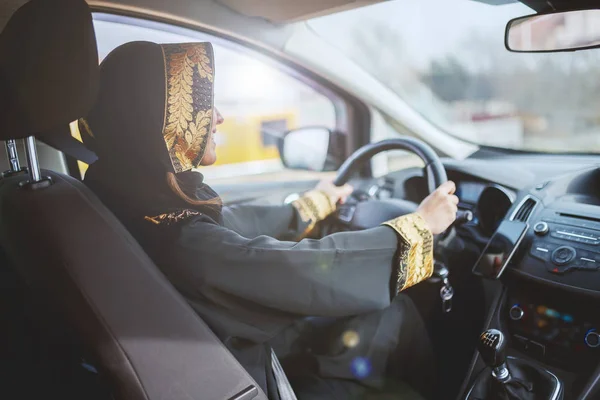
[469,329,560,400]
[478,329,511,382]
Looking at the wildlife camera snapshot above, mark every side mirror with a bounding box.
[506,9,600,53]
[278,127,346,172]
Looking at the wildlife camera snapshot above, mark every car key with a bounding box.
[440,277,454,313]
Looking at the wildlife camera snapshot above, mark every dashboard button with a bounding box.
[509,305,524,321]
[585,330,600,348]
[530,242,556,262]
[551,228,600,245]
[552,246,576,266]
[548,264,576,274]
[534,222,549,236]
[576,250,600,270]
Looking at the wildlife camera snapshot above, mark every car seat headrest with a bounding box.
[0,0,99,140]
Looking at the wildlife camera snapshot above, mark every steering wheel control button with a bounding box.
[533,222,549,236]
[456,209,474,225]
[552,246,576,266]
[585,330,600,348]
[509,305,524,321]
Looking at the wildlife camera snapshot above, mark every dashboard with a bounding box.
[364,155,600,295]
[375,168,518,239]
[380,159,600,294]
[363,154,600,396]
[504,167,600,294]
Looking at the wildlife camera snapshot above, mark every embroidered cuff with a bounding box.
[292,190,336,235]
[383,213,434,293]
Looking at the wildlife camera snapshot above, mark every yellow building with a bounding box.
[214,111,295,165]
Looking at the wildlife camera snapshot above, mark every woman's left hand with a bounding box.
[315,179,354,205]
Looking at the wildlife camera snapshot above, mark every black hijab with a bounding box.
[82,41,223,224]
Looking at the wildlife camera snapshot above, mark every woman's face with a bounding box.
[200,107,224,166]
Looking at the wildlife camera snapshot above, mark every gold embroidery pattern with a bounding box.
[383,213,433,293]
[145,209,201,226]
[292,190,335,235]
[161,43,214,173]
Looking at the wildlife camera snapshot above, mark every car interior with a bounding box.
[1,0,600,400]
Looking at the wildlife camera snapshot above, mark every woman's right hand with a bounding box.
[416,181,459,235]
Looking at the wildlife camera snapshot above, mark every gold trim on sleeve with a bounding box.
[145,209,201,226]
[292,190,335,235]
[383,213,434,293]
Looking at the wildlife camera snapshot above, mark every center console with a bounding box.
[518,204,600,294]
[466,329,562,400]
[462,169,600,400]
[506,194,600,375]
[506,291,600,373]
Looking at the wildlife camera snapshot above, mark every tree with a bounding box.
[422,57,469,102]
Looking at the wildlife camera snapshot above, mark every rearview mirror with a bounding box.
[506,9,600,52]
[278,127,346,172]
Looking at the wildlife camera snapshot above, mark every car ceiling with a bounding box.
[3,0,600,36]
[476,0,600,12]
[217,0,384,23]
[2,0,600,44]
[0,0,383,32]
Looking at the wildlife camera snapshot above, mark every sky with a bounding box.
[308,0,533,69]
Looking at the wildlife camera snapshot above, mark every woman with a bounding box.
[82,41,458,400]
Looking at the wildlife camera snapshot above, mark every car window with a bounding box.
[75,14,341,182]
[309,0,600,154]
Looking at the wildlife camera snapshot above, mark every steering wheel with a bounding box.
[333,138,447,230]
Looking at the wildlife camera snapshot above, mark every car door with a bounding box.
[82,13,366,206]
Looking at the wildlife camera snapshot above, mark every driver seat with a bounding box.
[0,1,266,399]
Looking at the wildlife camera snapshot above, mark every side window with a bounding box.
[85,14,341,183]
[209,46,336,179]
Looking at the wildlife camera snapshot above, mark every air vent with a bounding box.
[512,196,538,222]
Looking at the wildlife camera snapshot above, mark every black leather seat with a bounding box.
[0,1,266,399]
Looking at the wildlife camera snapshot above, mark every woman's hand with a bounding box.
[315,179,354,205]
[416,181,459,234]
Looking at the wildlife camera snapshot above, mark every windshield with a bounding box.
[309,0,600,153]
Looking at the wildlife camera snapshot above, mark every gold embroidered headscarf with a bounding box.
[161,43,214,173]
[81,41,215,174]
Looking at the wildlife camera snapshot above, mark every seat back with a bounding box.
[0,1,266,399]
[0,171,264,400]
